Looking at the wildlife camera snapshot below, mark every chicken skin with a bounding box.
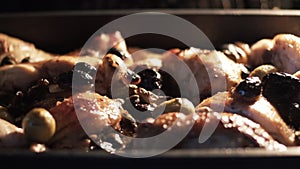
[248,34,300,74]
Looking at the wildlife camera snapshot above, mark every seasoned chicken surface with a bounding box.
[197,90,295,146]
[1,32,300,154]
[186,110,286,150]
[0,118,28,148]
[271,34,300,74]
[0,56,79,93]
[72,31,133,66]
[175,48,246,99]
[136,110,286,150]
[47,91,133,149]
[130,48,247,104]
[0,54,135,100]
[248,34,300,74]
[248,39,273,67]
[0,33,54,65]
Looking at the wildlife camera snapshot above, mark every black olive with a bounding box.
[287,102,300,130]
[0,55,17,66]
[57,71,73,89]
[159,69,181,98]
[125,69,141,85]
[262,72,300,103]
[262,72,300,130]
[58,62,97,89]
[74,62,97,74]
[7,79,53,127]
[73,69,94,85]
[137,68,162,91]
[106,47,127,60]
[7,91,27,125]
[221,43,247,63]
[122,94,153,121]
[129,95,149,112]
[26,78,50,102]
[233,76,262,103]
[21,57,30,63]
[119,110,137,136]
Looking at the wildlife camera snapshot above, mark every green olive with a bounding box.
[152,98,195,117]
[22,108,56,143]
[0,105,14,123]
[249,64,278,80]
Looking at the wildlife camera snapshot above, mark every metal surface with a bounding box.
[1,148,300,168]
[0,9,299,53]
[0,9,300,168]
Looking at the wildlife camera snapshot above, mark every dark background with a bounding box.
[1,0,300,13]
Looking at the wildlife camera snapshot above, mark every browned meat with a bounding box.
[0,32,133,66]
[0,55,89,96]
[0,33,54,65]
[197,90,295,146]
[47,91,131,150]
[0,118,28,148]
[0,31,136,101]
[129,48,246,104]
[0,63,41,94]
[248,39,273,67]
[79,31,133,66]
[184,110,286,150]
[164,48,246,101]
[136,110,286,150]
[0,54,136,99]
[271,34,300,74]
[248,34,300,74]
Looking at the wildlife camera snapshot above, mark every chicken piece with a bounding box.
[248,39,273,67]
[0,56,90,95]
[47,91,134,150]
[0,32,133,65]
[0,118,28,148]
[44,94,91,149]
[136,110,286,150]
[0,33,54,65]
[182,110,286,150]
[0,32,135,98]
[197,90,295,146]
[129,48,246,104]
[271,34,300,74]
[79,31,133,66]
[0,63,41,95]
[248,34,300,74]
[0,53,138,99]
[162,48,246,102]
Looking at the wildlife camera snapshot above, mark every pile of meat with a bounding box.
[0,31,299,153]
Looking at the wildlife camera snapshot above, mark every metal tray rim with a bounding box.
[0,10,300,165]
[0,9,300,18]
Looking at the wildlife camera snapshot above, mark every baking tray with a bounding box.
[0,9,300,169]
[0,9,299,53]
